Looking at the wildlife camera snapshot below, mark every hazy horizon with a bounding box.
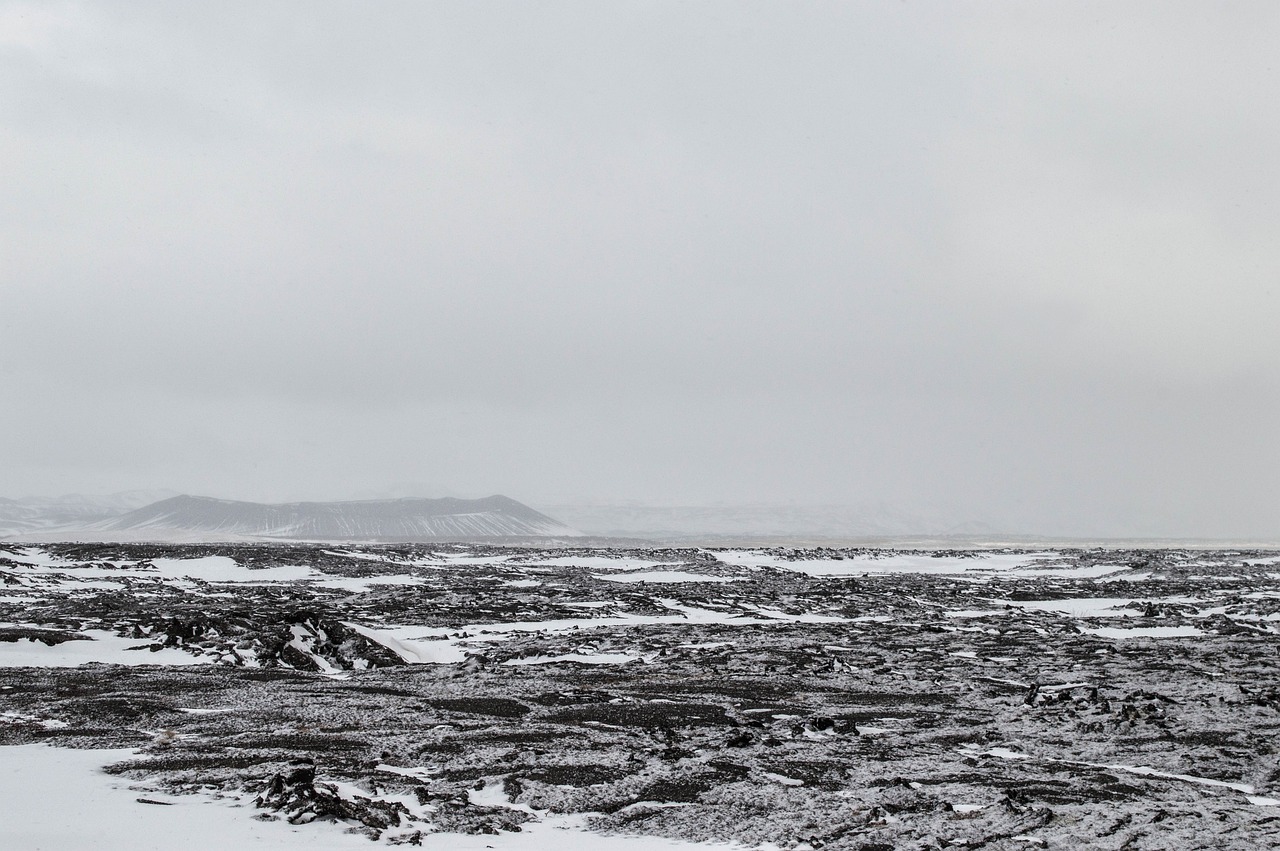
[4,3,1279,539]
[6,489,1280,546]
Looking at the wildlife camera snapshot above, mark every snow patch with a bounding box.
[1079,625,1206,640]
[596,571,740,584]
[0,628,210,668]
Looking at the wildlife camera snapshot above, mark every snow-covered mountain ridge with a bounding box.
[0,494,580,542]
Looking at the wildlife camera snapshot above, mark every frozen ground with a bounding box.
[2,543,1279,849]
[1,744,727,851]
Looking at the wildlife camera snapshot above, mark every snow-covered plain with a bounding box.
[0,745,372,851]
[0,745,734,851]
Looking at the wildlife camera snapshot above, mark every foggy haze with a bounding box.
[2,2,1278,538]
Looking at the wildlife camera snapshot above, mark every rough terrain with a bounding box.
[1,543,1278,849]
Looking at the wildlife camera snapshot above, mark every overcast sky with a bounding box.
[2,2,1278,537]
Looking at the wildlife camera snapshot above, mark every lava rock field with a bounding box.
[1,543,1278,849]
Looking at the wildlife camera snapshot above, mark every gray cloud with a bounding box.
[2,2,1278,537]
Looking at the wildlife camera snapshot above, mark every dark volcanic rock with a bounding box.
[4,541,1280,849]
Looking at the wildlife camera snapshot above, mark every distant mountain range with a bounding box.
[0,490,180,537]
[0,493,1006,544]
[6,494,1255,545]
[0,493,580,542]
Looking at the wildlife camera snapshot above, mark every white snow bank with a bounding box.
[345,600,778,666]
[1003,598,1144,618]
[341,623,468,664]
[713,551,1077,577]
[738,604,849,623]
[312,575,425,592]
[417,552,517,566]
[1,711,67,729]
[1096,762,1258,795]
[1079,625,1206,640]
[596,571,741,584]
[0,745,370,850]
[0,745,741,850]
[1,553,316,584]
[462,601,768,638]
[324,549,397,562]
[1003,596,1199,619]
[0,547,73,566]
[0,628,210,667]
[149,557,316,583]
[956,745,1278,807]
